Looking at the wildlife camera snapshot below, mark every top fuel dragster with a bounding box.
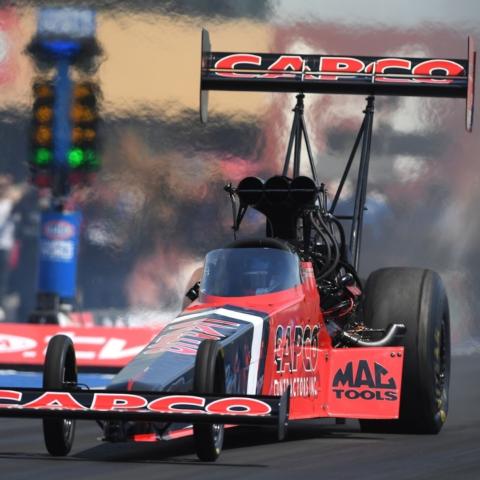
[0,31,475,461]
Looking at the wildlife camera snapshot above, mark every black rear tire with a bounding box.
[42,335,77,456]
[360,268,450,434]
[193,340,225,461]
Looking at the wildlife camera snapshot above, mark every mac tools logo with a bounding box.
[332,360,398,401]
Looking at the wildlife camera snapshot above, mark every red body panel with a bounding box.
[260,262,330,419]
[185,261,404,420]
[325,347,403,419]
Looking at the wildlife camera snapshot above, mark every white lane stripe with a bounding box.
[174,307,265,395]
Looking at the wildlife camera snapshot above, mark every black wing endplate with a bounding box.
[200,29,476,131]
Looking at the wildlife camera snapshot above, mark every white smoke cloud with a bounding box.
[393,155,428,182]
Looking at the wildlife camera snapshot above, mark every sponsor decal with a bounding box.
[0,390,272,416]
[91,393,147,411]
[205,397,271,415]
[0,390,22,407]
[168,307,268,395]
[43,220,76,241]
[364,58,412,83]
[273,376,318,398]
[0,324,156,367]
[49,333,147,361]
[274,324,319,373]
[40,239,74,262]
[23,392,86,410]
[144,317,241,356]
[273,324,320,398]
[0,334,37,354]
[332,360,398,401]
[316,56,365,80]
[262,55,305,79]
[212,53,465,84]
[213,53,262,78]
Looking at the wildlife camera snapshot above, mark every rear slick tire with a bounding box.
[359,268,450,434]
[42,335,77,456]
[193,339,226,461]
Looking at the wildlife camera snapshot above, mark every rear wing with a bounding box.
[200,30,476,131]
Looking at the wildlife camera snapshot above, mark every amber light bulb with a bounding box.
[35,105,53,123]
[71,104,83,123]
[71,104,96,123]
[34,84,53,99]
[73,84,93,99]
[83,128,96,142]
[80,106,96,122]
[34,126,52,145]
[71,126,83,143]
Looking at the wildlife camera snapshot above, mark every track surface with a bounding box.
[1,354,479,480]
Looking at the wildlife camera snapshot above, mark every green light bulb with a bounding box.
[68,148,84,168]
[34,147,53,166]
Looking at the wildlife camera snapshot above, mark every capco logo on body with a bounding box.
[0,334,37,353]
[274,324,319,373]
[332,360,398,401]
[43,220,75,240]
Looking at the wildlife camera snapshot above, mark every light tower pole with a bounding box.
[27,8,101,324]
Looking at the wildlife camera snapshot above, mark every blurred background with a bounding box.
[0,0,478,351]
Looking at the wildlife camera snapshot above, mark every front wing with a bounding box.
[0,388,289,437]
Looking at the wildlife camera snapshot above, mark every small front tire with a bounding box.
[42,335,77,456]
[193,339,226,461]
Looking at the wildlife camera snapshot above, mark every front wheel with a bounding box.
[360,268,450,434]
[193,339,226,461]
[42,335,77,456]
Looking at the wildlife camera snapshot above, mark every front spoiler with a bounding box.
[0,388,289,439]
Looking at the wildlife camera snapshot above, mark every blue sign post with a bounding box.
[53,58,73,170]
[27,8,99,323]
[38,211,81,301]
